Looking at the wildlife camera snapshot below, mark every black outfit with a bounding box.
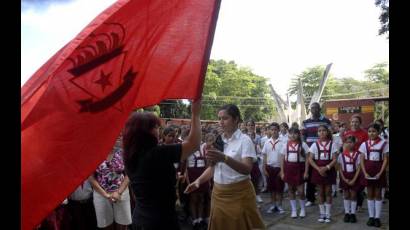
[128,144,182,230]
[67,197,97,230]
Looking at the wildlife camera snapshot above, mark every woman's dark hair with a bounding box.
[368,122,382,133]
[123,112,161,174]
[351,114,362,124]
[280,122,289,129]
[318,124,333,141]
[246,119,255,126]
[288,127,305,157]
[375,118,384,126]
[345,135,357,143]
[219,104,241,124]
[162,127,176,137]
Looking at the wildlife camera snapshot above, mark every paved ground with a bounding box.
[181,191,389,230]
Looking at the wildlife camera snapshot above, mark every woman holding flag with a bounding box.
[123,100,202,230]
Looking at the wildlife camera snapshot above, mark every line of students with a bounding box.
[259,119,388,227]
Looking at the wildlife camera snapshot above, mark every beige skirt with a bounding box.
[208,179,266,230]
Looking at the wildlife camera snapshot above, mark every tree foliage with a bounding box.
[288,63,389,104]
[156,60,277,122]
[201,60,277,121]
[364,62,389,84]
[375,0,389,38]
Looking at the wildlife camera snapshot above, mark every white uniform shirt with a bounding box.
[332,134,343,151]
[338,152,361,173]
[260,135,269,149]
[359,139,389,161]
[70,180,93,201]
[187,150,206,168]
[213,129,257,184]
[262,137,285,168]
[279,133,289,142]
[280,142,310,162]
[309,140,339,160]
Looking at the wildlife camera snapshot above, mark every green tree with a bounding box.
[364,62,389,84]
[375,0,389,38]
[201,60,277,122]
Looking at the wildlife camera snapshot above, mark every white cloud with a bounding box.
[21,0,117,85]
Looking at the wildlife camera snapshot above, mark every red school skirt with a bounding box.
[311,159,336,185]
[266,165,284,192]
[360,160,387,187]
[339,171,362,192]
[187,167,209,193]
[283,161,305,187]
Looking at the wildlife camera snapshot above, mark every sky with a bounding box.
[21,0,388,98]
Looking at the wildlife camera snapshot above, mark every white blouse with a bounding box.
[359,139,389,161]
[309,140,339,161]
[213,129,257,184]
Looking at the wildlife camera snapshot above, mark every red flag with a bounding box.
[21,0,221,229]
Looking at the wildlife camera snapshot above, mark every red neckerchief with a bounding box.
[343,150,357,162]
[318,139,331,158]
[288,141,298,151]
[270,138,280,150]
[368,137,382,149]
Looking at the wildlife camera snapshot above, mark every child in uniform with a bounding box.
[280,128,310,218]
[359,123,389,228]
[308,125,338,223]
[262,122,285,214]
[338,136,362,223]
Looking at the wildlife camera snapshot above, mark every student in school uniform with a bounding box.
[185,133,213,229]
[185,104,265,230]
[341,114,368,212]
[359,123,389,228]
[280,128,310,218]
[247,120,264,204]
[374,119,389,202]
[279,122,289,142]
[308,125,338,223]
[262,122,285,214]
[338,136,362,224]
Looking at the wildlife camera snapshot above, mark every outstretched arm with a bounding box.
[181,99,202,160]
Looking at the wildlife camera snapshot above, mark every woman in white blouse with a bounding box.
[185,104,265,230]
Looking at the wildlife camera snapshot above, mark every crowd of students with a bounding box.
[36,101,389,230]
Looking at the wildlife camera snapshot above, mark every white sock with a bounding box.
[290,200,297,212]
[367,199,375,218]
[319,204,325,215]
[325,203,332,217]
[351,201,357,214]
[332,184,337,193]
[343,199,351,214]
[193,218,199,224]
[299,199,306,212]
[375,200,382,218]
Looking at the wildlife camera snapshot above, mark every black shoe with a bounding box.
[367,217,375,226]
[343,214,350,223]
[374,218,381,227]
[350,214,357,223]
[200,220,208,229]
